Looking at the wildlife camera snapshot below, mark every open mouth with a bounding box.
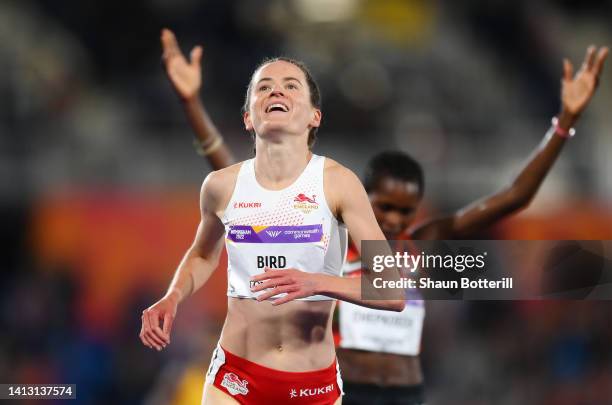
[265,103,289,113]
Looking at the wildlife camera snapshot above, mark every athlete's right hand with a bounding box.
[161,28,203,102]
[140,292,178,351]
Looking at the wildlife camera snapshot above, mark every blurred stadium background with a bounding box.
[1,0,611,404]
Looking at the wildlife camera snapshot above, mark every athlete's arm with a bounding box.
[320,165,406,310]
[412,45,608,240]
[161,28,234,170]
[139,171,227,351]
[251,164,405,311]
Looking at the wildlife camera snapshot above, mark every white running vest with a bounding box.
[221,154,347,301]
[339,259,425,356]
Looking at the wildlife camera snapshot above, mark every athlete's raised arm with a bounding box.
[161,28,234,170]
[251,162,405,312]
[412,45,609,240]
[139,170,229,351]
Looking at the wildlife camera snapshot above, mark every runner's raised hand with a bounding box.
[561,45,608,120]
[161,28,203,102]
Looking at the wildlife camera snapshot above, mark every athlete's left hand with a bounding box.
[561,45,608,119]
[251,268,322,305]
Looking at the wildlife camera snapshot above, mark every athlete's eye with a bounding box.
[399,208,414,216]
[286,83,298,90]
[258,85,271,91]
[378,204,393,212]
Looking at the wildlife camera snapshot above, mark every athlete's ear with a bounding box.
[243,111,254,131]
[309,109,322,129]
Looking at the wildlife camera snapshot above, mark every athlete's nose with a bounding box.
[383,211,403,234]
[269,81,286,96]
[270,88,285,97]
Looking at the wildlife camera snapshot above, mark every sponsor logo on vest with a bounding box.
[221,372,249,396]
[233,202,262,209]
[289,384,335,398]
[266,230,282,238]
[293,193,319,214]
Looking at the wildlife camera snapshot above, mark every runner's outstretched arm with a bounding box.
[412,45,609,240]
[161,28,234,170]
[140,171,227,351]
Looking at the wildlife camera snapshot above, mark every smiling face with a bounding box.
[243,60,321,144]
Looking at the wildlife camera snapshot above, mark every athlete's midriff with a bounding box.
[337,348,423,386]
[219,297,337,372]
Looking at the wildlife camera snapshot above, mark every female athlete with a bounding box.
[140,32,405,405]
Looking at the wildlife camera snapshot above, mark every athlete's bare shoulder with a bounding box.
[323,157,363,216]
[323,157,361,185]
[200,161,244,216]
